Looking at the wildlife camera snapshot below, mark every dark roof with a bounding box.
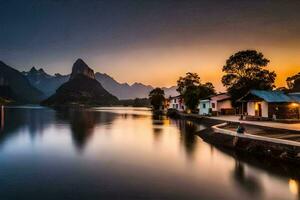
[200,93,231,101]
[169,95,182,100]
[238,90,295,103]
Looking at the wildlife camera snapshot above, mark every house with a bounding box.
[199,99,210,115]
[168,95,185,111]
[198,93,234,115]
[238,90,300,120]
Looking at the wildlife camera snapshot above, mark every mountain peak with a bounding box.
[38,68,46,73]
[30,66,38,73]
[70,58,95,80]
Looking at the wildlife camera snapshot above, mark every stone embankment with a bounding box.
[167,109,300,165]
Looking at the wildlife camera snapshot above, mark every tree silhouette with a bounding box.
[287,72,300,92]
[149,88,165,110]
[177,72,216,111]
[222,50,276,106]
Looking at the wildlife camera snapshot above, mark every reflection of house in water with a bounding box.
[289,179,300,199]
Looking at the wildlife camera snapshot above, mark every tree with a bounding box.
[149,88,165,110]
[222,50,276,106]
[287,72,300,92]
[177,72,216,111]
[177,72,201,94]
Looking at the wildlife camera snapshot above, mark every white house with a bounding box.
[199,99,210,115]
[168,95,185,111]
[238,90,300,120]
[199,93,234,115]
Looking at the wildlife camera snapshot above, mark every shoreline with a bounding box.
[167,109,300,165]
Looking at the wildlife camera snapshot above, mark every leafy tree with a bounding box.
[177,72,216,111]
[177,72,201,94]
[286,72,300,92]
[149,88,165,110]
[222,50,276,106]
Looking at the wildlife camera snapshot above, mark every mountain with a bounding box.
[41,59,119,106]
[94,72,154,99]
[22,67,69,97]
[0,61,44,103]
[23,64,179,99]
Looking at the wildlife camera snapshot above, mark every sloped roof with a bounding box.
[200,93,231,102]
[211,93,231,101]
[239,90,294,103]
[288,93,300,102]
[169,95,182,100]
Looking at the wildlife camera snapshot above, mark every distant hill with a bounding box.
[0,61,44,103]
[22,67,69,97]
[23,67,178,99]
[41,59,119,106]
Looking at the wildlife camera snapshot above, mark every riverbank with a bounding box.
[167,109,300,165]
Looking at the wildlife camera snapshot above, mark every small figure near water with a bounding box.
[237,123,245,134]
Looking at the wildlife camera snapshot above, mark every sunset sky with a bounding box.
[1,0,300,91]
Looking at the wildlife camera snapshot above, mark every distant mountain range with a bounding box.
[22,65,178,99]
[42,59,119,106]
[0,59,178,104]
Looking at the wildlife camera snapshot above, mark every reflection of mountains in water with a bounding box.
[55,109,117,150]
[0,107,118,151]
[0,107,55,144]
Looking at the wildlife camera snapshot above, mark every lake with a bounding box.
[0,106,298,200]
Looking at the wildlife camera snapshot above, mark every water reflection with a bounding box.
[1,106,4,131]
[0,107,299,199]
[55,108,117,151]
[289,179,300,199]
[151,115,164,143]
[231,161,263,197]
[172,119,199,159]
[0,107,54,145]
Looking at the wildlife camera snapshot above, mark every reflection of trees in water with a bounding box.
[0,107,54,145]
[170,119,198,160]
[152,114,169,142]
[151,114,164,142]
[231,160,263,197]
[56,109,116,151]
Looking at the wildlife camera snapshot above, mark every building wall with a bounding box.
[268,103,300,119]
[247,102,256,116]
[199,100,210,115]
[262,101,269,118]
[211,100,217,112]
[217,100,232,111]
[247,101,268,117]
[168,98,185,111]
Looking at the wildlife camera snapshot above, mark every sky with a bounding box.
[1,0,300,91]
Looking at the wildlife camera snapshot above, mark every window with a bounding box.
[174,99,176,103]
[212,103,216,108]
[203,103,206,109]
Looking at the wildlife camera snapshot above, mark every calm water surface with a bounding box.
[0,106,299,200]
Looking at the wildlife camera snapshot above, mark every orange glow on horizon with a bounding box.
[44,44,300,92]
